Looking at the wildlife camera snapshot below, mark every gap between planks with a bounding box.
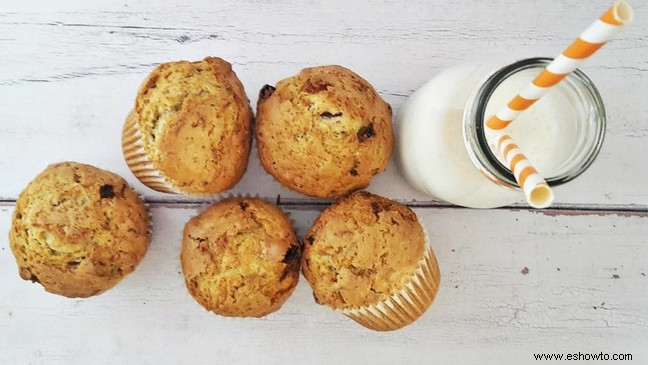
[1,197,647,217]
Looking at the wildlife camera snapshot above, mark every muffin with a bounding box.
[302,191,441,331]
[181,197,300,317]
[122,57,253,195]
[256,65,393,198]
[9,162,150,298]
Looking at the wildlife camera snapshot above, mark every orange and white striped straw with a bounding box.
[494,134,554,208]
[487,1,634,130]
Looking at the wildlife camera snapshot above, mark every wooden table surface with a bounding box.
[1,1,647,364]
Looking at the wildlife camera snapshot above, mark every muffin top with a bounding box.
[9,162,150,298]
[256,65,393,198]
[302,191,425,309]
[130,57,252,194]
[181,198,300,317]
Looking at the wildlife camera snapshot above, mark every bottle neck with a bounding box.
[463,57,606,189]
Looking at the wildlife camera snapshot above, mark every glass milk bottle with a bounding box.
[397,58,606,208]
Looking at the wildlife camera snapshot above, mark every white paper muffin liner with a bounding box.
[339,219,441,331]
[122,111,183,194]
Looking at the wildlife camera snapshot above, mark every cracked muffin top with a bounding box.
[255,65,393,198]
[301,191,425,309]
[124,57,252,194]
[181,197,301,317]
[9,162,150,298]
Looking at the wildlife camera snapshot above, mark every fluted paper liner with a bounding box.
[122,111,182,194]
[340,223,441,331]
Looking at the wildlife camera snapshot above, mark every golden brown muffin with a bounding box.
[302,191,440,331]
[122,57,253,195]
[9,162,150,298]
[256,65,393,198]
[181,198,300,317]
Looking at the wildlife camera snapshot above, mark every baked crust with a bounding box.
[256,65,393,198]
[302,191,425,309]
[125,57,253,194]
[181,198,300,317]
[9,162,150,298]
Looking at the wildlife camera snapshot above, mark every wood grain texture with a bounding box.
[0,0,646,206]
[1,204,647,364]
[1,1,647,364]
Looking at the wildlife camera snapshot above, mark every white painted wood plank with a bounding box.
[1,204,646,364]
[0,1,647,206]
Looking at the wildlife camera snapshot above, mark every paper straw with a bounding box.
[494,134,554,208]
[487,1,634,130]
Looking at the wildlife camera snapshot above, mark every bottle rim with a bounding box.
[463,57,607,188]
